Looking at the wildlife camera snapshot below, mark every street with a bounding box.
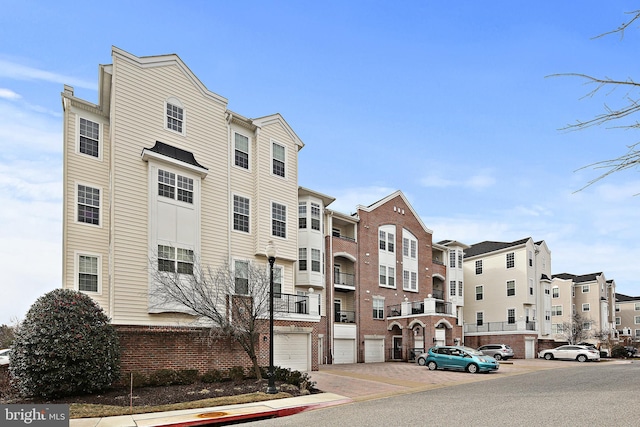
[244,361,639,426]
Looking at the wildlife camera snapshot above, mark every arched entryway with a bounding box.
[434,319,454,346]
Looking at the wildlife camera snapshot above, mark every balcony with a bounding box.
[334,272,355,288]
[464,321,537,333]
[387,298,454,317]
[335,310,355,323]
[431,290,444,300]
[274,293,309,315]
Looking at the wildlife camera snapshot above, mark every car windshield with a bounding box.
[460,346,483,355]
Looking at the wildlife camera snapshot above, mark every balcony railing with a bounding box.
[274,293,309,315]
[387,304,402,317]
[431,290,444,300]
[334,272,355,287]
[464,321,537,333]
[335,310,355,323]
[387,299,454,317]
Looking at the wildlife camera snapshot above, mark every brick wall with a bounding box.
[464,334,542,358]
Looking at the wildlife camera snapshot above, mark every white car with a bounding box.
[538,345,600,362]
[0,348,10,365]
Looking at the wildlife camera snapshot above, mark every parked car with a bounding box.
[0,348,10,366]
[624,346,638,357]
[477,344,514,360]
[417,345,499,373]
[538,345,600,362]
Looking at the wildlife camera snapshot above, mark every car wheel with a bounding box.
[466,363,479,374]
[427,361,437,371]
[417,357,426,366]
[577,354,587,363]
[493,354,502,360]
[543,353,553,360]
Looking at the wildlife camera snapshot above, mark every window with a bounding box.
[572,287,575,297]
[507,308,516,324]
[332,228,341,237]
[79,118,99,157]
[234,260,249,294]
[635,303,640,311]
[410,240,417,259]
[582,285,590,293]
[77,184,100,225]
[476,312,483,326]
[552,287,559,298]
[616,317,621,326]
[272,142,285,177]
[583,322,592,331]
[403,270,410,290]
[529,279,534,296]
[387,233,394,252]
[379,231,386,250]
[528,250,533,267]
[475,260,482,275]
[298,202,307,229]
[458,281,463,296]
[166,102,184,133]
[458,252,463,268]
[552,324,562,334]
[233,195,250,232]
[158,169,193,204]
[271,202,286,238]
[403,238,409,256]
[615,304,620,312]
[379,265,395,287]
[506,252,515,269]
[373,298,384,320]
[379,230,394,252]
[379,266,387,286]
[545,286,550,295]
[545,311,551,321]
[388,267,395,287]
[158,245,194,275]
[311,248,321,272]
[552,305,563,316]
[402,237,417,258]
[273,267,282,296]
[582,303,590,312]
[449,251,456,268]
[476,285,483,301]
[234,133,249,169]
[450,281,456,296]
[310,203,320,230]
[507,280,515,297]
[78,255,98,292]
[636,330,640,339]
[635,316,640,325]
[298,248,307,271]
[410,272,417,291]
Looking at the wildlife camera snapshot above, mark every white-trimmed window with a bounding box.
[271,202,286,238]
[449,251,456,268]
[379,266,387,286]
[528,250,533,267]
[373,297,384,320]
[635,316,640,324]
[552,287,559,298]
[234,132,249,169]
[476,285,483,300]
[506,252,515,269]
[507,308,516,324]
[450,280,456,296]
[636,330,640,339]
[234,260,249,295]
[616,317,621,325]
[551,305,563,316]
[635,303,640,311]
[77,184,100,226]
[403,238,409,256]
[475,260,483,275]
[458,281,463,296]
[529,278,534,296]
[458,252,463,268]
[311,248,321,272]
[552,323,562,334]
[379,230,395,252]
[158,245,194,275]
[582,285,590,293]
[299,202,307,229]
[79,118,100,158]
[507,280,515,297]
[583,322,592,331]
[310,203,320,230]
[273,266,282,296]
[298,248,307,271]
[233,195,250,232]
[379,265,395,287]
[166,101,184,133]
[476,312,484,326]
[77,253,100,293]
[272,142,285,177]
[158,169,193,204]
[582,303,590,312]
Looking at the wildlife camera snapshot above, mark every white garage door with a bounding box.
[333,338,356,364]
[274,333,310,372]
[364,338,385,363]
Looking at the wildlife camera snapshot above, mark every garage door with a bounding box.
[333,338,356,364]
[274,333,310,372]
[364,338,384,363]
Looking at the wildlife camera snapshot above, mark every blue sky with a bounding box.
[1,1,639,325]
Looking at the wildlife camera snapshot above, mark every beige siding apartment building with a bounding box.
[615,293,640,344]
[462,238,553,358]
[62,47,320,374]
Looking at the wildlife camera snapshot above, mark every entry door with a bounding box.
[435,328,446,346]
[334,298,342,322]
[393,336,403,359]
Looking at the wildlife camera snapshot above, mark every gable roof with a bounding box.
[356,190,433,235]
[552,272,603,283]
[464,238,530,258]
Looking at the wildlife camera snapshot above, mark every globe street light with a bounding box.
[265,241,277,394]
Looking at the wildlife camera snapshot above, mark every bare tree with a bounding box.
[0,324,15,348]
[549,9,640,191]
[592,328,618,357]
[559,311,593,344]
[149,258,275,379]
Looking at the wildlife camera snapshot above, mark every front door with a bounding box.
[393,336,403,360]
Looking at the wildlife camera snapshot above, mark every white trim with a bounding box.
[270,200,288,240]
[231,192,251,234]
[74,112,103,161]
[141,149,208,178]
[74,181,103,228]
[232,130,252,172]
[164,97,186,136]
[270,139,287,180]
[74,250,102,295]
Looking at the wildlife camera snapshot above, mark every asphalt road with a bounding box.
[244,361,640,426]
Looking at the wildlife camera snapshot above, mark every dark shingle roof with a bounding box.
[616,293,640,302]
[464,238,530,258]
[144,141,207,170]
[552,272,603,283]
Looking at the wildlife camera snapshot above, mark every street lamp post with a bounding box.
[265,241,277,394]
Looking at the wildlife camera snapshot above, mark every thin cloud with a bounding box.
[420,171,496,190]
[0,59,95,89]
[0,88,21,99]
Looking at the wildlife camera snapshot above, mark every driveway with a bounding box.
[308,358,600,401]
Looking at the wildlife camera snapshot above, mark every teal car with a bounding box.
[418,345,499,373]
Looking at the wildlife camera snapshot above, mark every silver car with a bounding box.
[477,344,514,360]
[538,345,600,362]
[0,348,10,365]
